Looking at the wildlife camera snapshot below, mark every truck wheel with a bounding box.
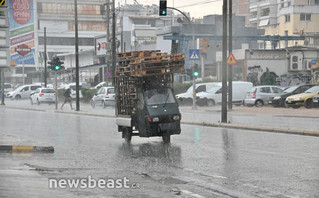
[123,127,132,142]
[162,132,170,144]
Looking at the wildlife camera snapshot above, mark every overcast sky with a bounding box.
[117,0,223,18]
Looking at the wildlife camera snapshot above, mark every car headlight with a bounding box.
[173,115,181,121]
[274,96,281,100]
[293,97,301,101]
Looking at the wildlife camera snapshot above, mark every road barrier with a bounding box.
[0,145,54,152]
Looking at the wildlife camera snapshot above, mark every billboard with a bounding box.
[9,0,35,66]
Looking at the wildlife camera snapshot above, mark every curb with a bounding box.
[181,121,319,137]
[0,145,54,152]
[2,106,318,137]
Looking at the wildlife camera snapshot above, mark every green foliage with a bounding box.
[173,82,193,95]
[82,88,97,103]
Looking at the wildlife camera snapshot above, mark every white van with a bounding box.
[196,81,253,106]
[11,84,42,100]
[176,82,220,105]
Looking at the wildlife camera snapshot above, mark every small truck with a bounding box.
[115,50,185,143]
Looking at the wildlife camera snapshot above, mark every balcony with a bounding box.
[249,15,258,22]
[259,0,270,7]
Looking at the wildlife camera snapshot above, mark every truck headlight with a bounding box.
[173,115,181,121]
[152,117,160,122]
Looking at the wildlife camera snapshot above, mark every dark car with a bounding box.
[313,93,319,108]
[268,84,315,107]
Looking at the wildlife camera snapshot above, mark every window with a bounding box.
[101,88,106,94]
[285,15,290,22]
[196,85,206,93]
[107,88,115,94]
[21,87,29,92]
[300,13,311,21]
[260,87,271,93]
[31,86,41,90]
[272,87,283,93]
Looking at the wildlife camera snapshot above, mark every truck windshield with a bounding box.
[145,88,175,105]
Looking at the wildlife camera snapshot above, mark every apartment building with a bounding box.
[248,0,319,48]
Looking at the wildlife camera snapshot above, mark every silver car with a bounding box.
[244,86,283,107]
[91,87,115,108]
[30,88,56,105]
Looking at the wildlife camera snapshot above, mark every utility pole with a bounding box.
[222,0,228,123]
[228,0,233,110]
[44,27,47,87]
[111,0,116,86]
[106,0,110,85]
[75,0,80,111]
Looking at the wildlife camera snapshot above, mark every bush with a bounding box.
[173,82,193,94]
[82,88,97,103]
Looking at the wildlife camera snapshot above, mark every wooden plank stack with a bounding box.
[115,50,184,116]
[116,50,185,77]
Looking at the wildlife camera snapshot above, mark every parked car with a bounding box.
[244,86,284,107]
[176,82,220,105]
[4,83,14,93]
[30,88,56,105]
[313,93,319,108]
[196,81,253,106]
[91,87,115,108]
[268,84,315,107]
[5,91,15,98]
[285,86,319,109]
[11,84,42,100]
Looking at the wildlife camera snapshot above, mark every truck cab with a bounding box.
[134,87,181,142]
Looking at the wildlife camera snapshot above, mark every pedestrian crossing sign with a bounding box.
[227,52,238,65]
[189,49,200,60]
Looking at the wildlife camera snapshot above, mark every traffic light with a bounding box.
[193,71,199,77]
[159,0,167,16]
[48,56,64,71]
[193,64,199,78]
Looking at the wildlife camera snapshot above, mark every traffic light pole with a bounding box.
[75,0,80,111]
[55,71,58,110]
[166,7,197,110]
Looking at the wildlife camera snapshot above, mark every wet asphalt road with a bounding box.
[3,99,319,131]
[1,108,319,197]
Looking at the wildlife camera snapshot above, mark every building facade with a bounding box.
[248,0,319,49]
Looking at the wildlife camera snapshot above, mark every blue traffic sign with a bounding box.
[189,49,200,60]
[312,60,316,65]
[105,72,111,78]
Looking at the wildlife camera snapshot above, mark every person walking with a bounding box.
[61,85,73,110]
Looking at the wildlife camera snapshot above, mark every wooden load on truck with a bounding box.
[115,50,185,143]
